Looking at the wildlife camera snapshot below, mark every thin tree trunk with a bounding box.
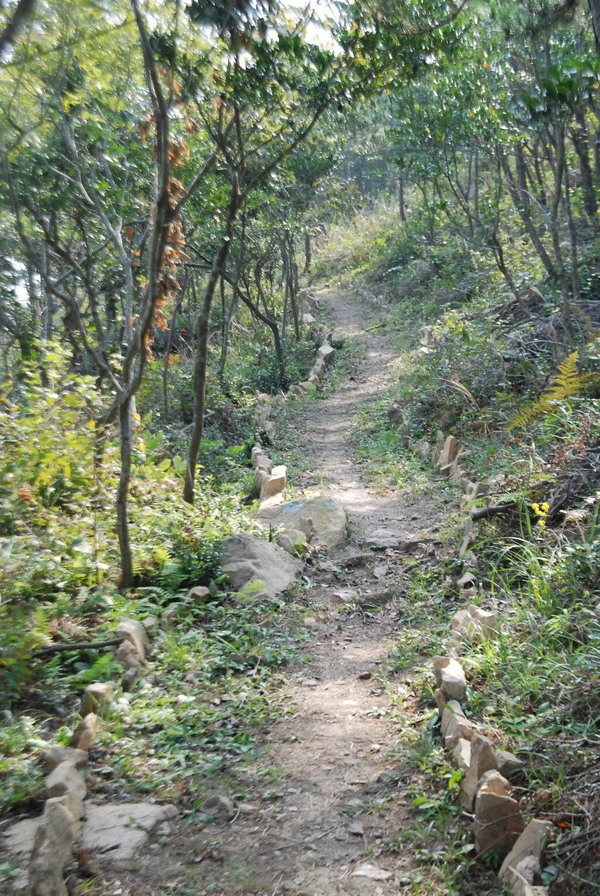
[218,214,245,385]
[184,188,240,504]
[399,169,406,222]
[161,278,186,424]
[499,145,557,281]
[589,0,600,51]
[548,123,571,327]
[0,0,37,57]
[562,159,581,304]
[116,395,134,588]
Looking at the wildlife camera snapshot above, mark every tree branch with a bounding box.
[0,0,36,58]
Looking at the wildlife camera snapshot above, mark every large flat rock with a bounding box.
[257,496,348,549]
[83,801,177,861]
[2,801,177,864]
[221,533,303,597]
[2,817,40,854]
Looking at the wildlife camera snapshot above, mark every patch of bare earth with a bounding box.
[80,290,452,896]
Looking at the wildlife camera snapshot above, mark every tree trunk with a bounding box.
[184,289,211,504]
[304,230,311,272]
[571,109,598,226]
[548,123,571,328]
[562,158,581,303]
[116,394,134,588]
[589,0,600,51]
[218,215,245,385]
[162,288,185,425]
[0,0,37,57]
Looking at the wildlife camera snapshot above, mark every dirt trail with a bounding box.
[94,289,447,895]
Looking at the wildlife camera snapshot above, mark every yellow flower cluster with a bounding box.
[531,577,543,603]
[531,502,550,528]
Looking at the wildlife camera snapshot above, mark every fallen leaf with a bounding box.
[352,863,393,880]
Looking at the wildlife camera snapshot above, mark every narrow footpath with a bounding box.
[97,289,449,896]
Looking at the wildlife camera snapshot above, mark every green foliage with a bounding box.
[74,588,302,800]
[0,716,45,813]
[0,346,106,602]
[0,343,256,704]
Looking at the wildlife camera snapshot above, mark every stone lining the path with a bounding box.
[417,425,553,895]
[433,617,552,894]
[2,617,175,895]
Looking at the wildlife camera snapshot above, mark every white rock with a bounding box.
[80,682,114,718]
[317,342,335,363]
[258,496,348,549]
[438,435,459,468]
[187,585,211,602]
[467,604,498,637]
[41,747,87,774]
[495,747,525,780]
[260,464,287,500]
[28,797,78,896]
[221,533,302,598]
[451,609,484,643]
[70,713,100,752]
[453,738,472,771]
[441,700,473,747]
[83,802,177,862]
[115,618,148,659]
[433,656,467,700]
[460,733,498,810]
[116,640,142,673]
[45,761,86,823]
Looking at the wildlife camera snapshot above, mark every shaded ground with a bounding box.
[18,290,454,895]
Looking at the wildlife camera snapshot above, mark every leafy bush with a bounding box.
[0,346,108,602]
[243,336,318,394]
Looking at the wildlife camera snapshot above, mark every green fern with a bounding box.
[509,351,596,431]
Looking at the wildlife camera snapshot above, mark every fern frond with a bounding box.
[509,404,544,431]
[508,351,594,431]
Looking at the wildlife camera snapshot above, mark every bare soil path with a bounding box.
[88,289,449,896]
